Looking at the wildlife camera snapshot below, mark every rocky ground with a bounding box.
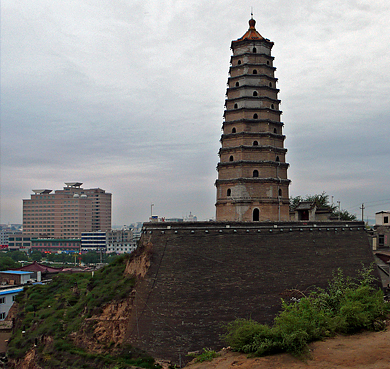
[185,326,390,369]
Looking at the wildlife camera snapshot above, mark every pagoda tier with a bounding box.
[215,18,291,222]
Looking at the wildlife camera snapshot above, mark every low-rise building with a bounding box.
[31,238,80,253]
[7,233,35,252]
[0,271,34,286]
[106,229,137,254]
[0,287,23,321]
[290,201,333,221]
[81,231,106,252]
[373,211,390,249]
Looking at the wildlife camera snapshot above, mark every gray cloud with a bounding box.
[1,0,390,225]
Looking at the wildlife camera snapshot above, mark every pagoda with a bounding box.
[215,17,291,222]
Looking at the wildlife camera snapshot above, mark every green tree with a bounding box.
[30,251,43,262]
[0,256,20,270]
[81,251,101,265]
[8,250,29,262]
[333,209,357,221]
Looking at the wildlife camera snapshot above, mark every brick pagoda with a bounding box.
[215,17,291,221]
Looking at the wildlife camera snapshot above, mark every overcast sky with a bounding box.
[1,0,390,225]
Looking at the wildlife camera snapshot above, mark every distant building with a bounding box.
[81,229,138,254]
[373,211,390,249]
[0,229,12,247]
[130,223,143,242]
[290,201,333,221]
[185,212,197,222]
[81,231,106,252]
[0,271,34,286]
[31,238,80,253]
[106,229,137,254]
[7,232,34,252]
[16,261,63,279]
[23,182,112,238]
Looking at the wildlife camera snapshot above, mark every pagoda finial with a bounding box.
[249,7,256,28]
[249,17,256,29]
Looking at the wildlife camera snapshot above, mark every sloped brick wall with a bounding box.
[125,221,375,364]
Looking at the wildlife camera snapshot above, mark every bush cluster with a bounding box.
[223,266,389,357]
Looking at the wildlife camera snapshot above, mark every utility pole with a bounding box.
[360,203,365,222]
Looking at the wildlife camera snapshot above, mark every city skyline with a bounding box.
[2,1,390,225]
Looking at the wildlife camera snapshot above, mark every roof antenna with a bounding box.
[251,6,254,19]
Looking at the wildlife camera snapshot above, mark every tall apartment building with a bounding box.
[215,18,290,222]
[23,182,112,238]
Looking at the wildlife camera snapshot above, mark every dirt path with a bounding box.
[185,328,390,369]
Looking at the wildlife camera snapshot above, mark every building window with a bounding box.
[276,156,280,162]
[232,127,236,133]
[253,208,260,221]
[237,60,241,65]
[252,47,257,53]
[253,113,258,119]
[269,82,272,87]
[235,82,239,87]
[253,91,258,96]
[253,141,258,146]
[0,312,5,320]
[384,216,389,224]
[229,155,234,161]
[253,69,257,74]
[0,298,5,304]
[267,60,270,65]
[227,189,232,196]
[271,104,274,109]
[379,235,384,247]
[234,103,238,109]
[253,170,259,178]
[274,128,277,134]
[278,189,282,197]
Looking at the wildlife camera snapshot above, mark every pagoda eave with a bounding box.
[215,178,291,186]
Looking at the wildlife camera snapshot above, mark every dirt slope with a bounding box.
[185,328,390,369]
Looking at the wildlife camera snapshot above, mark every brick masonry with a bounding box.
[125,221,376,364]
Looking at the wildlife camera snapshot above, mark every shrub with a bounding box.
[224,266,389,357]
[190,348,220,363]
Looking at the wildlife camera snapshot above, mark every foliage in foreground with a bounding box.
[190,348,220,363]
[223,266,389,357]
[7,254,160,368]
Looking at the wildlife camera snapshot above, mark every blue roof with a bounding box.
[0,271,33,275]
[0,288,23,295]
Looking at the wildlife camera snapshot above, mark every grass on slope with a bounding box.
[7,254,160,369]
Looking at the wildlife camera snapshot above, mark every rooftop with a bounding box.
[233,18,267,43]
[0,271,33,275]
[0,288,23,296]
